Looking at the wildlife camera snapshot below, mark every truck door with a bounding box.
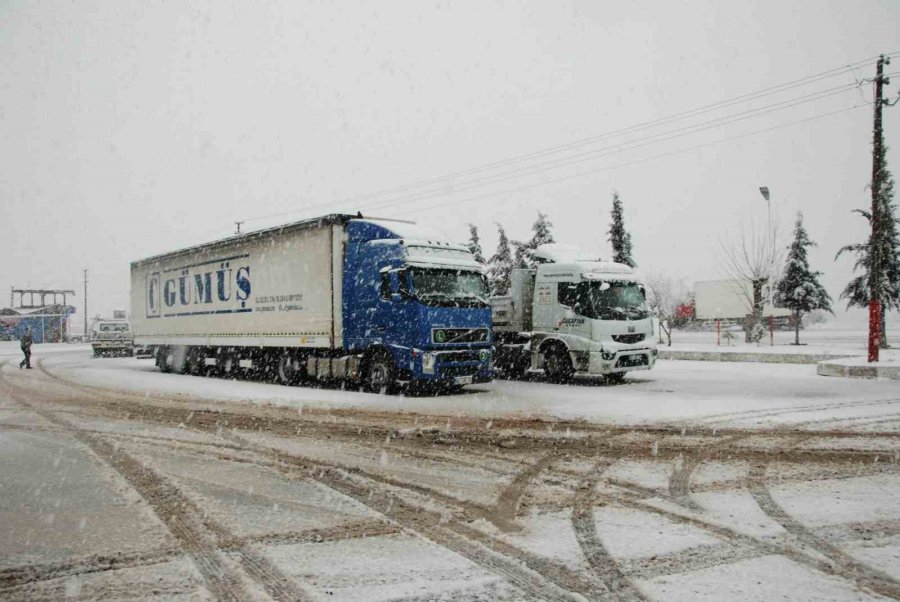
[556,282,592,343]
[372,269,415,345]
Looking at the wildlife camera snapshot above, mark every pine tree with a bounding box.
[466,223,485,264]
[487,224,514,296]
[520,212,555,268]
[774,213,833,345]
[512,241,529,269]
[608,191,636,267]
[835,146,900,347]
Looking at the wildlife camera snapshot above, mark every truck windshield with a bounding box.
[98,323,129,332]
[409,268,489,308]
[562,281,649,320]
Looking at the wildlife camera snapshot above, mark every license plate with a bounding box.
[454,375,473,385]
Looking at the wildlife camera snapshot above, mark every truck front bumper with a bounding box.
[393,347,493,385]
[92,341,132,350]
[585,348,657,374]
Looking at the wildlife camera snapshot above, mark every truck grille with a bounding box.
[432,328,489,344]
[612,333,645,344]
[440,365,479,378]
[616,354,649,368]
[437,350,482,362]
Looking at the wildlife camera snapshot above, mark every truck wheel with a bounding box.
[543,346,574,383]
[366,351,397,394]
[277,353,302,386]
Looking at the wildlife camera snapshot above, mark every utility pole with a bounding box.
[83,268,89,337]
[868,54,893,363]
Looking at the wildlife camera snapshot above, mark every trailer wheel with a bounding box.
[543,345,574,383]
[157,348,173,373]
[366,350,397,394]
[276,353,302,386]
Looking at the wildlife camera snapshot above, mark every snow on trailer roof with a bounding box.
[131,213,419,268]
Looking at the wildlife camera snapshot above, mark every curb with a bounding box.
[658,350,855,365]
[816,360,900,380]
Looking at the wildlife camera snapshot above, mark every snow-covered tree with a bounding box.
[518,212,555,268]
[512,241,529,269]
[608,191,635,267]
[719,198,784,343]
[644,271,690,347]
[835,147,900,347]
[487,224,514,295]
[466,223,485,264]
[774,212,833,345]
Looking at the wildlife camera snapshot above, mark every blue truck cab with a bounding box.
[343,218,493,388]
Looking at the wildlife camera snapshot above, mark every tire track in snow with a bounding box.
[571,457,647,601]
[220,430,603,602]
[601,469,900,600]
[747,460,900,600]
[492,452,559,531]
[0,546,182,592]
[0,368,312,602]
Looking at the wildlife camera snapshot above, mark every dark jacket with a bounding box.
[20,333,33,350]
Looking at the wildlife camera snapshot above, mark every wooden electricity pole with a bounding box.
[868,54,893,362]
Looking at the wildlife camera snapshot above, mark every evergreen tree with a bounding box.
[520,212,555,268]
[466,223,485,264]
[487,224,514,295]
[608,191,636,267]
[774,212,833,345]
[835,146,900,347]
[512,241,529,269]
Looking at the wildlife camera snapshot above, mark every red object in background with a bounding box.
[676,304,694,319]
[868,300,881,363]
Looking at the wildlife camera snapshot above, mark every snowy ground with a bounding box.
[2,345,899,601]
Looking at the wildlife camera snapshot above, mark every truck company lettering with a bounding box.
[148,257,253,317]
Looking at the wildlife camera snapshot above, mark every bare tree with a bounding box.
[718,202,784,342]
[644,271,690,347]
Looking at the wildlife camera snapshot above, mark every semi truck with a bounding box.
[491,244,657,382]
[130,214,493,392]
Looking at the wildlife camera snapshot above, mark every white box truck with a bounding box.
[491,244,657,382]
[130,214,493,391]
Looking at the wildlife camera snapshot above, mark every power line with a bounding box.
[392,104,868,217]
[239,54,885,226]
[332,82,863,216]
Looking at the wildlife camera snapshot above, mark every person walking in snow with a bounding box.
[19,327,33,369]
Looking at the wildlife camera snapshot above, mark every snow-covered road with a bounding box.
[2,347,899,601]
[34,345,900,430]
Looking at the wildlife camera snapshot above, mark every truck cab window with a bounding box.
[558,283,577,307]
[380,272,391,299]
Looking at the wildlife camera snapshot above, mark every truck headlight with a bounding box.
[422,352,436,374]
[601,350,616,360]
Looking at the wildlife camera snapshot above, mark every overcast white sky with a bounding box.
[1,0,899,329]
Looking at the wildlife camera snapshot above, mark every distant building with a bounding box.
[2,288,77,342]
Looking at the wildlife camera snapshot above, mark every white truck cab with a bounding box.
[492,244,657,382]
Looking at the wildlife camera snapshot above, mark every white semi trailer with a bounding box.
[491,244,657,382]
